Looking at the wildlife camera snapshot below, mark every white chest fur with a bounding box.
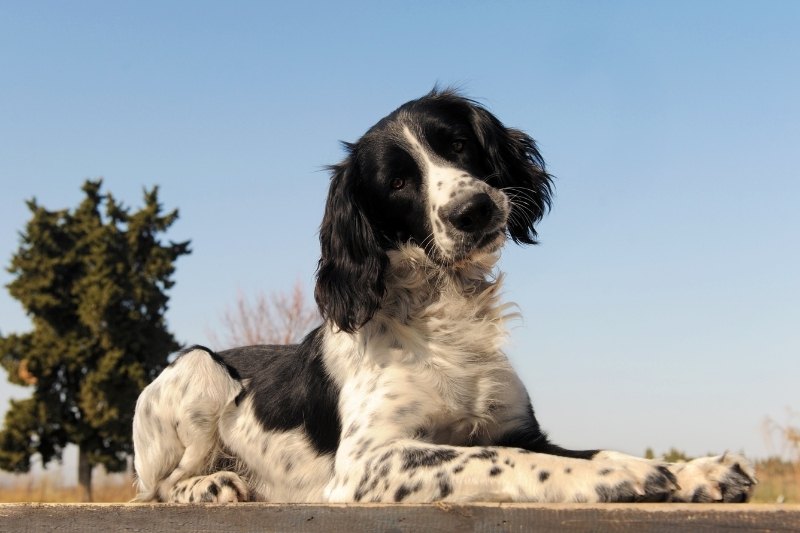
[324,245,521,447]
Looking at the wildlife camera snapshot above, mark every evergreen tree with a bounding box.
[0,180,190,501]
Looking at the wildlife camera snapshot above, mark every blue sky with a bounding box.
[0,0,798,467]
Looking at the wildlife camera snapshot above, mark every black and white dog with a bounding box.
[133,89,756,504]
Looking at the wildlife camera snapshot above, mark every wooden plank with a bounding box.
[1,503,799,533]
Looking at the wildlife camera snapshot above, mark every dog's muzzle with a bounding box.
[440,190,509,258]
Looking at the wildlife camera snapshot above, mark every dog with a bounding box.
[132,89,756,503]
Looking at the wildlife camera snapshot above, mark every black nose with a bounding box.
[447,193,497,233]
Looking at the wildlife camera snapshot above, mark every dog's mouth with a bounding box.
[476,229,506,250]
[434,225,507,266]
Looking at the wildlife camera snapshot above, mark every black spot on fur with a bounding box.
[595,481,638,503]
[378,449,395,464]
[376,462,391,480]
[401,448,460,471]
[218,476,238,490]
[354,438,374,460]
[207,483,219,497]
[640,466,677,502]
[599,468,613,476]
[344,423,359,439]
[354,470,370,502]
[539,470,550,482]
[394,484,412,502]
[692,486,712,503]
[564,468,572,474]
[489,466,503,476]
[719,462,754,503]
[468,449,499,461]
[438,477,453,499]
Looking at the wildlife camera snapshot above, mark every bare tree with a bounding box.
[208,280,320,348]
[764,409,800,462]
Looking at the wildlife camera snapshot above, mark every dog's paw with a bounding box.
[169,471,249,503]
[589,451,679,502]
[669,453,757,503]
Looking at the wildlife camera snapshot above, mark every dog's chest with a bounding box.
[348,287,513,444]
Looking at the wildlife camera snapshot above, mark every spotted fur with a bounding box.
[133,89,756,503]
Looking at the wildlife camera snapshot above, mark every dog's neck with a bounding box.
[378,243,504,322]
[324,243,516,371]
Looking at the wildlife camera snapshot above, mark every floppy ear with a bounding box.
[470,105,554,244]
[315,153,388,333]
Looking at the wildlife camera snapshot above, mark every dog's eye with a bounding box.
[451,140,465,153]
[390,178,406,190]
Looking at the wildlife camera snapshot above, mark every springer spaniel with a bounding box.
[132,89,756,503]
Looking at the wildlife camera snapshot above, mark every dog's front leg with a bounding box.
[324,439,679,503]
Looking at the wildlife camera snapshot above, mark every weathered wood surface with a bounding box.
[1,503,799,532]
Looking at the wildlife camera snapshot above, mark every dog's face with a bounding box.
[316,90,553,332]
[354,99,512,263]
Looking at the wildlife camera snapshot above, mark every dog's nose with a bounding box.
[447,193,497,233]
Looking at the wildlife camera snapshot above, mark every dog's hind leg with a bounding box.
[132,347,247,502]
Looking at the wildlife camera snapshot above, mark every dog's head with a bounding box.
[316,89,553,332]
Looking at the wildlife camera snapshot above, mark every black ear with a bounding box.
[315,153,387,333]
[470,105,554,244]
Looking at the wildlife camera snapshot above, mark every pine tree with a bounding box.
[0,180,190,501]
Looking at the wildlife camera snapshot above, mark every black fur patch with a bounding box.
[720,462,754,503]
[394,484,412,502]
[595,481,638,503]
[218,329,342,456]
[468,449,499,461]
[401,448,460,471]
[640,466,677,502]
[438,477,453,499]
[691,486,712,503]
